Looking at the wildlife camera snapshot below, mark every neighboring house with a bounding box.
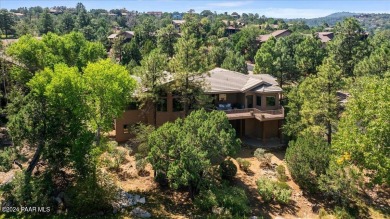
[316,32,334,43]
[107,31,135,43]
[256,29,292,43]
[147,11,162,18]
[231,12,240,19]
[172,20,186,32]
[172,13,182,20]
[114,68,284,143]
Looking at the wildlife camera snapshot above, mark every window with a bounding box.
[123,124,129,134]
[173,97,183,112]
[157,98,167,112]
[266,96,276,106]
[246,95,253,108]
[256,96,262,106]
[127,101,139,110]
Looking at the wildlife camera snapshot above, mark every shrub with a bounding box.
[68,169,118,215]
[0,147,17,172]
[256,177,292,204]
[195,185,250,216]
[194,189,218,212]
[285,133,330,193]
[220,159,237,181]
[236,158,251,172]
[136,158,148,176]
[276,165,288,182]
[261,153,273,167]
[254,148,266,161]
[256,177,274,202]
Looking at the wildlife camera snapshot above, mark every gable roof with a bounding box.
[257,29,292,42]
[316,32,334,43]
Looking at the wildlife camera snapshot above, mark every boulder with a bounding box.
[130,207,151,218]
[138,197,146,204]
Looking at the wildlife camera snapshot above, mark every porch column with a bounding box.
[261,95,266,110]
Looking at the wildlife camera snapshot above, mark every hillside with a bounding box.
[286,12,390,33]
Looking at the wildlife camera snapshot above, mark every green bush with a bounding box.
[236,158,251,172]
[285,133,330,193]
[195,185,250,216]
[256,177,274,202]
[256,177,292,204]
[220,159,237,181]
[0,147,17,172]
[254,148,266,161]
[276,165,288,182]
[194,189,218,212]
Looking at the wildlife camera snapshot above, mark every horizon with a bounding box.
[0,0,389,19]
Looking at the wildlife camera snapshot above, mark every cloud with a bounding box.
[207,1,253,8]
[257,8,336,19]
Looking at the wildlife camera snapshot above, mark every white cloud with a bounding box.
[208,1,253,8]
[256,8,336,19]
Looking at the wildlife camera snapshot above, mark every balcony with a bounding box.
[222,107,284,121]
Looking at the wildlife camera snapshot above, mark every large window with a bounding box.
[266,96,276,107]
[256,95,262,106]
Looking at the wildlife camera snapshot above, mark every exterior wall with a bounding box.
[263,120,280,139]
[115,93,184,142]
[245,92,281,110]
[115,109,146,142]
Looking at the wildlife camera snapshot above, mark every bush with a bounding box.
[254,148,266,161]
[136,158,149,176]
[285,133,330,193]
[256,177,274,202]
[220,159,237,181]
[276,165,288,182]
[256,177,292,204]
[194,189,218,212]
[0,147,17,172]
[236,158,251,172]
[195,185,250,216]
[261,153,273,167]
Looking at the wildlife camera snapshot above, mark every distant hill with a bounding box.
[286,12,390,33]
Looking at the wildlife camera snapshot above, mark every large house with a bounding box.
[114,68,284,144]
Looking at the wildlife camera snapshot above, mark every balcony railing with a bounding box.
[219,107,284,121]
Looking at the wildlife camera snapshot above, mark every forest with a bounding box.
[0,3,389,219]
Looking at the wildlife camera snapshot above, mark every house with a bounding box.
[147,11,162,18]
[316,32,334,43]
[107,31,135,42]
[257,29,292,43]
[172,20,186,32]
[114,68,284,143]
[231,12,240,19]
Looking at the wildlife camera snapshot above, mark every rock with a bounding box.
[212,206,224,215]
[138,197,146,204]
[130,207,151,218]
[54,197,63,205]
[112,202,120,214]
[249,216,258,219]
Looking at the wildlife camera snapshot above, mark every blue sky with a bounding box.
[1,1,389,19]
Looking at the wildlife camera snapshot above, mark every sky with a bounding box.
[1,0,389,19]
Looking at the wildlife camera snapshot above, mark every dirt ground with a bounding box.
[114,145,321,218]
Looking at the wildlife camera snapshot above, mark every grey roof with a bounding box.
[203,68,282,94]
